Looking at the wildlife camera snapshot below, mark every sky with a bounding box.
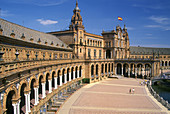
[1,0,170,48]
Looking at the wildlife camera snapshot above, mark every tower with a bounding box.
[69,0,84,31]
[69,1,85,59]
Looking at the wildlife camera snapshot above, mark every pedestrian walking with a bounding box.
[129,88,131,94]
[132,88,135,94]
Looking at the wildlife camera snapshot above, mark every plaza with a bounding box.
[59,78,169,114]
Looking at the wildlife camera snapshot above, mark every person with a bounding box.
[129,88,131,94]
[132,88,135,94]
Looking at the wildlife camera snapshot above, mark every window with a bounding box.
[121,41,123,47]
[87,39,89,45]
[94,49,96,57]
[109,42,111,47]
[88,49,91,57]
[99,50,101,58]
[80,48,82,53]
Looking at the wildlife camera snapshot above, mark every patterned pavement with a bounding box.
[58,78,169,114]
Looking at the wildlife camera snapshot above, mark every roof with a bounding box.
[130,46,170,55]
[0,18,70,49]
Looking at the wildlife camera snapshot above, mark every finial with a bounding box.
[76,0,78,7]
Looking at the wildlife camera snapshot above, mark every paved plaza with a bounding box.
[58,78,170,114]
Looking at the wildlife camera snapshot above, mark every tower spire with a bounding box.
[76,0,78,7]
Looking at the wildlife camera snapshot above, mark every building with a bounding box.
[0,1,170,114]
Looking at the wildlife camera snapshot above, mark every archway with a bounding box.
[137,64,143,78]
[71,67,74,79]
[101,64,104,74]
[123,63,129,77]
[38,75,43,99]
[57,70,61,85]
[96,64,98,76]
[117,63,122,75]
[62,69,65,83]
[52,71,55,89]
[105,64,107,74]
[20,83,27,113]
[30,79,36,108]
[45,73,50,94]
[79,66,82,77]
[108,63,110,73]
[67,68,70,81]
[106,50,111,59]
[75,66,78,78]
[6,90,15,114]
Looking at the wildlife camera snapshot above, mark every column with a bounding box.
[24,94,28,114]
[48,79,52,93]
[73,71,75,79]
[34,88,37,105]
[12,103,17,114]
[77,70,79,78]
[135,68,137,78]
[81,70,83,77]
[69,72,71,81]
[42,82,46,98]
[121,66,123,76]
[128,68,130,77]
[115,67,117,75]
[28,93,31,113]
[142,67,144,79]
[54,77,58,89]
[60,76,62,86]
[64,74,67,84]
[34,87,39,105]
[16,100,20,114]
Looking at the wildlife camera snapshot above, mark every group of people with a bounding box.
[129,88,135,94]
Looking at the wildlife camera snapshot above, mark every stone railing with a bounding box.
[31,77,83,113]
[147,83,170,110]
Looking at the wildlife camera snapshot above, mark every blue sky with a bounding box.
[1,0,170,48]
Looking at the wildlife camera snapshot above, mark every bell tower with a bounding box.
[69,0,84,31]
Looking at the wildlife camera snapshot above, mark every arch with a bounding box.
[67,68,70,81]
[18,79,29,97]
[30,78,36,107]
[45,73,50,93]
[111,63,114,72]
[162,61,164,66]
[6,90,16,114]
[117,63,122,75]
[105,63,107,73]
[75,66,78,79]
[101,64,104,74]
[57,70,61,85]
[71,67,74,80]
[3,85,17,110]
[29,76,37,90]
[62,69,65,83]
[96,64,98,76]
[165,61,167,66]
[108,63,110,73]
[51,71,56,88]
[79,66,82,77]
[20,83,27,113]
[37,73,44,85]
[123,63,129,77]
[38,75,43,98]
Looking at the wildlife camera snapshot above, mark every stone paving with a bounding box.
[58,78,170,114]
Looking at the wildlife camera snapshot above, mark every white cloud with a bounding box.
[126,27,134,30]
[149,16,169,24]
[37,19,58,25]
[2,0,68,6]
[144,25,161,28]
[1,10,13,17]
